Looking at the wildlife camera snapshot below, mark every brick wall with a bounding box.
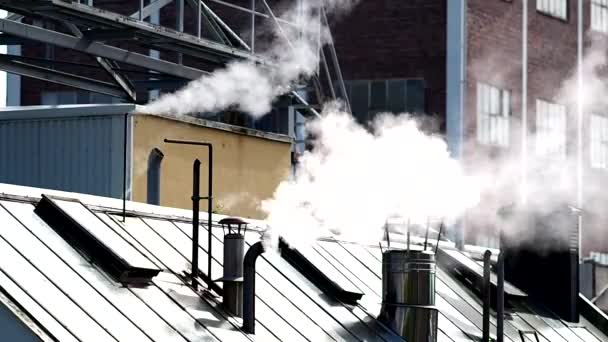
[331,0,447,121]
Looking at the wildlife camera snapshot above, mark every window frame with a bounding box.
[341,78,426,123]
[590,114,608,169]
[535,99,567,160]
[476,82,511,147]
[536,0,569,21]
[591,0,608,33]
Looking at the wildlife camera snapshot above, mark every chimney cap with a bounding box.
[219,217,249,235]
[219,217,248,225]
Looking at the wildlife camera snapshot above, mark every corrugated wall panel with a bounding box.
[0,115,129,198]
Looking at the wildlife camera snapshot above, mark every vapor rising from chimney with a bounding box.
[142,0,359,118]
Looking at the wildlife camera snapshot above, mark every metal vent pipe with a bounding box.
[218,218,248,317]
[482,250,491,342]
[379,249,438,342]
[243,241,265,334]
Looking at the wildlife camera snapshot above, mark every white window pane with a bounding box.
[502,90,510,117]
[483,84,490,113]
[490,87,499,114]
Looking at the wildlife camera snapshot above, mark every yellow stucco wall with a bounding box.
[132,114,292,219]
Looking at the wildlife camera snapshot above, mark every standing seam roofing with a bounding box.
[0,190,605,342]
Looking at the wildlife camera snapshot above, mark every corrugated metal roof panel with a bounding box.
[0,115,129,198]
[0,184,607,342]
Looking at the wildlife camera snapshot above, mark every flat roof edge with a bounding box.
[136,111,293,144]
[0,104,137,120]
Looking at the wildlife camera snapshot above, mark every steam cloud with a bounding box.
[143,0,356,117]
[261,104,481,247]
[141,0,608,254]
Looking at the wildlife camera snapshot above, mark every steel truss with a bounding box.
[0,0,348,116]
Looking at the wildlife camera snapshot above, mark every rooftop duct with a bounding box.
[379,249,438,342]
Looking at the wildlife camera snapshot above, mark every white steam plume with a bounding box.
[143,0,356,117]
[261,103,481,247]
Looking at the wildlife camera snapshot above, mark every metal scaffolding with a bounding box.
[0,0,347,115]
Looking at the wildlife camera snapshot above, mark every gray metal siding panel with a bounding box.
[0,115,127,198]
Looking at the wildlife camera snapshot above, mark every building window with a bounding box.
[476,83,510,147]
[147,148,164,205]
[535,99,566,159]
[537,0,568,20]
[340,79,425,124]
[591,114,608,169]
[592,0,608,32]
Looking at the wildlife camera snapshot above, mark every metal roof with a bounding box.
[0,183,606,342]
[0,104,137,120]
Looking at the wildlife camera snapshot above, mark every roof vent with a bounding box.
[379,249,438,342]
[216,217,248,317]
[34,195,160,284]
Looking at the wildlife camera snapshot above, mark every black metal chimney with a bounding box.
[500,204,580,322]
[217,218,248,317]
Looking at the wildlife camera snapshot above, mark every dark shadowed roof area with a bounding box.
[0,183,606,342]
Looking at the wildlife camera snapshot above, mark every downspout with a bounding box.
[243,241,265,334]
[447,0,467,249]
[521,0,528,205]
[577,0,584,262]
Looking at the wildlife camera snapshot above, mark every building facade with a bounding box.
[0,104,292,219]
[330,0,608,258]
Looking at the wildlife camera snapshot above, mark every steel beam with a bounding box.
[0,54,128,98]
[82,28,137,42]
[0,0,262,63]
[63,22,137,102]
[200,1,250,50]
[0,18,205,80]
[130,0,173,21]
[207,0,297,28]
[96,58,137,102]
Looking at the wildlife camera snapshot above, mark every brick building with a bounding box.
[6,0,608,256]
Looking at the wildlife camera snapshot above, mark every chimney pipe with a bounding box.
[243,241,265,334]
[497,251,505,342]
[482,250,491,342]
[379,249,438,342]
[218,218,248,317]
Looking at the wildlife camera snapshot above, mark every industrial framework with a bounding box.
[0,0,349,115]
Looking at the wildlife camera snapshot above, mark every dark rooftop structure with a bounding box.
[0,182,606,342]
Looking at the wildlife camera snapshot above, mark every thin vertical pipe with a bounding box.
[197,0,202,38]
[250,0,255,53]
[122,113,128,222]
[177,0,184,64]
[577,0,584,263]
[139,0,144,21]
[192,159,201,290]
[497,251,505,342]
[521,0,528,204]
[164,139,213,284]
[482,250,492,342]
[435,221,444,254]
[207,146,213,282]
